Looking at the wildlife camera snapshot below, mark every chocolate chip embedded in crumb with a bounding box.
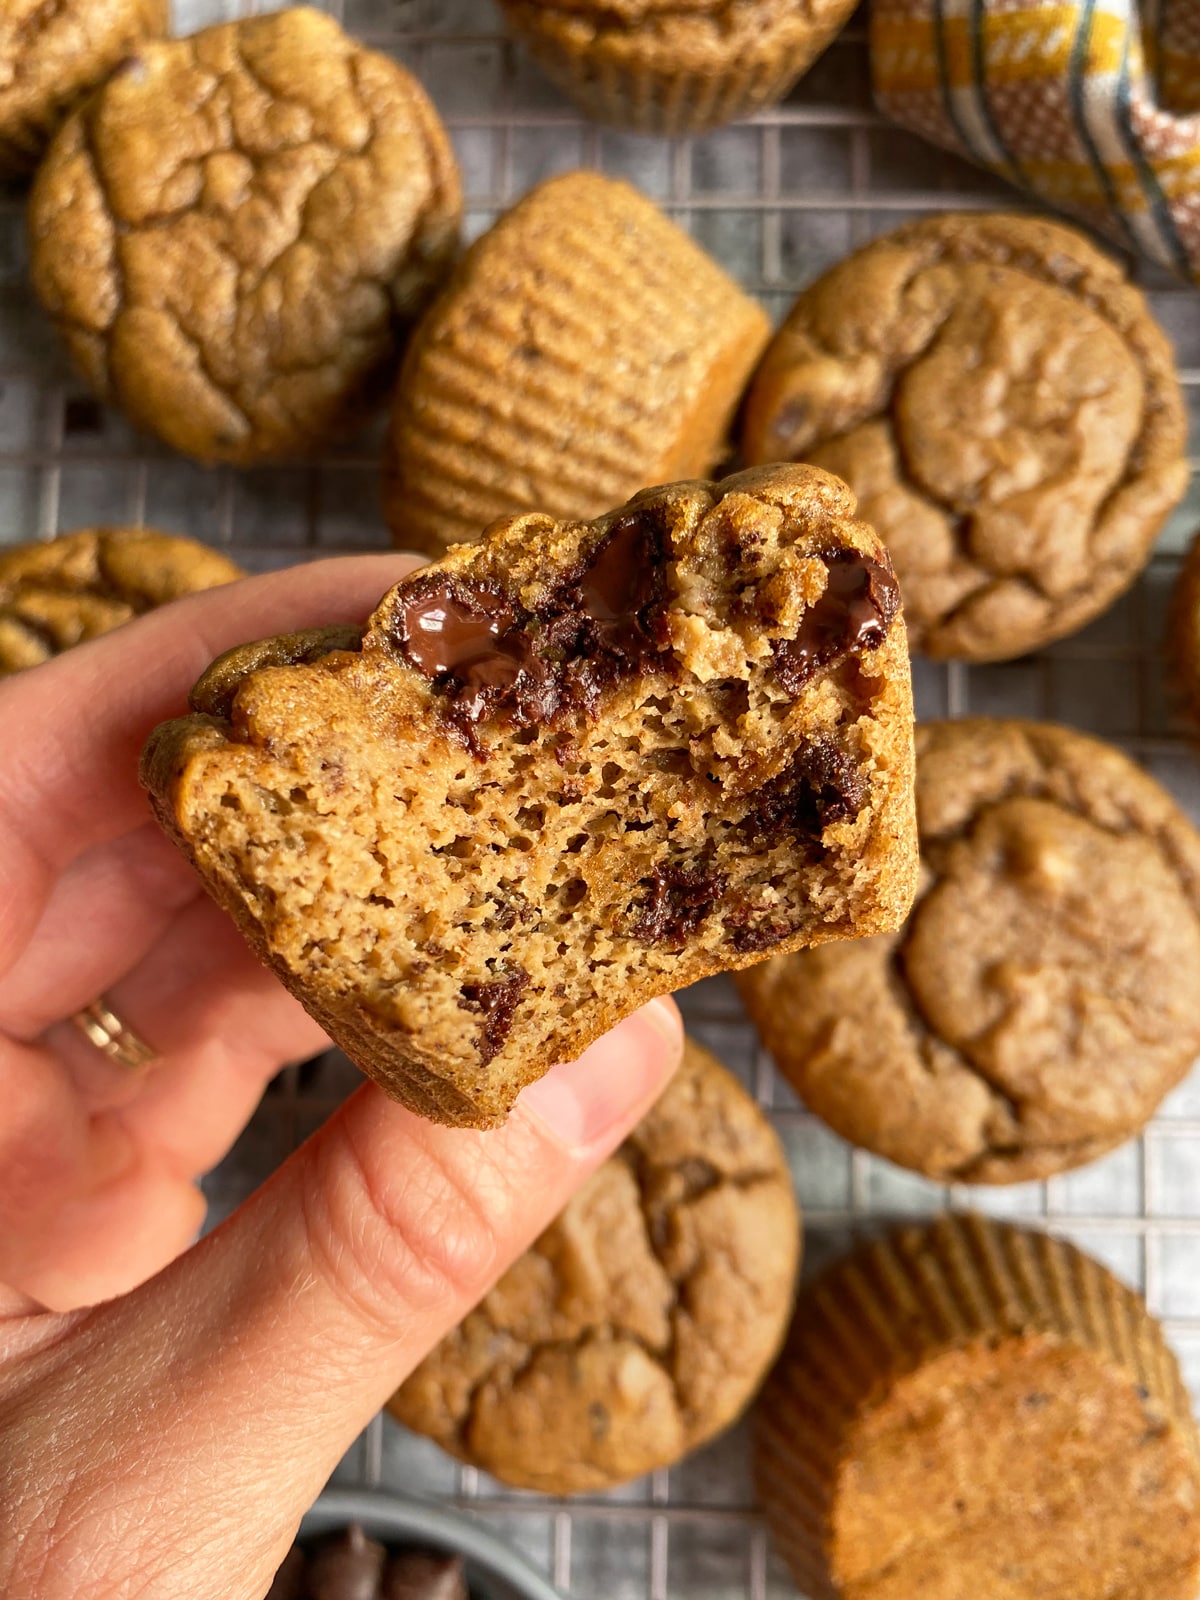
[389,511,670,738]
[742,740,868,849]
[381,1551,468,1600]
[305,1524,386,1600]
[459,971,530,1063]
[630,862,727,945]
[773,548,900,696]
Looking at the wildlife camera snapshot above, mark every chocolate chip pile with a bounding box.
[268,1524,468,1600]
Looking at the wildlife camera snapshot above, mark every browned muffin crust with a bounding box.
[0,0,167,180]
[498,0,858,136]
[28,7,461,465]
[384,171,770,555]
[739,718,1200,1183]
[142,465,917,1128]
[742,213,1187,662]
[756,1215,1200,1600]
[0,527,243,674]
[390,1037,801,1492]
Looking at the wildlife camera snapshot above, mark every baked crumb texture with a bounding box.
[27,6,461,465]
[757,1214,1200,1600]
[385,170,770,555]
[742,213,1188,662]
[390,1037,801,1492]
[497,0,859,137]
[739,718,1200,1183]
[0,527,243,674]
[0,0,167,180]
[142,465,918,1128]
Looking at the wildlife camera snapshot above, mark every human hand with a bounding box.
[0,560,683,1600]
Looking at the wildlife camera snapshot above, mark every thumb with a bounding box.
[1,1000,683,1600]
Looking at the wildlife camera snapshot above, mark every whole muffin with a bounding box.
[28,7,461,466]
[757,1214,1200,1600]
[0,0,167,181]
[0,527,243,674]
[143,466,917,1127]
[742,213,1187,661]
[738,718,1200,1183]
[498,0,858,136]
[384,171,770,555]
[388,1037,800,1492]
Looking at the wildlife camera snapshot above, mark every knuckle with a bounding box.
[300,1122,506,1338]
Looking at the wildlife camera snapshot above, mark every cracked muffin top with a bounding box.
[0,0,167,180]
[387,1036,800,1492]
[741,214,1188,662]
[0,526,243,674]
[27,6,461,465]
[738,718,1200,1184]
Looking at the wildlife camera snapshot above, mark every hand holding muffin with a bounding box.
[0,559,683,1600]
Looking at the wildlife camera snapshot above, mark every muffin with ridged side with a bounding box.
[757,1214,1200,1600]
[384,171,771,556]
[498,0,858,137]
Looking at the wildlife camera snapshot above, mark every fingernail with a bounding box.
[393,550,429,569]
[519,997,683,1151]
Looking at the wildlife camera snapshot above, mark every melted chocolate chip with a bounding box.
[630,862,727,946]
[773,548,900,696]
[390,511,667,739]
[391,576,515,676]
[579,512,666,655]
[459,970,530,1063]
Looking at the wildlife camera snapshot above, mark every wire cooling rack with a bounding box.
[3,1,1200,1594]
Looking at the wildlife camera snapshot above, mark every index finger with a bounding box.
[0,554,421,977]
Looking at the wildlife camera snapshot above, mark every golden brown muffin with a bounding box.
[498,0,858,136]
[28,7,461,466]
[1169,528,1200,727]
[0,0,167,181]
[738,718,1200,1183]
[0,527,243,674]
[742,213,1187,662]
[142,466,917,1128]
[757,1214,1200,1600]
[384,171,770,556]
[390,1037,801,1492]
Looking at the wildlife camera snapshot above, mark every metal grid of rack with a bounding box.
[3,0,1200,1594]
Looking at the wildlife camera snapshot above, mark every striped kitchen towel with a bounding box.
[871,0,1200,280]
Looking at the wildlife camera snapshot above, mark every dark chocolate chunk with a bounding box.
[389,511,668,738]
[578,511,666,658]
[459,970,530,1063]
[748,739,868,840]
[728,914,800,954]
[381,1551,468,1600]
[773,548,900,695]
[305,1524,387,1600]
[392,576,516,677]
[265,1545,307,1600]
[630,862,727,945]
